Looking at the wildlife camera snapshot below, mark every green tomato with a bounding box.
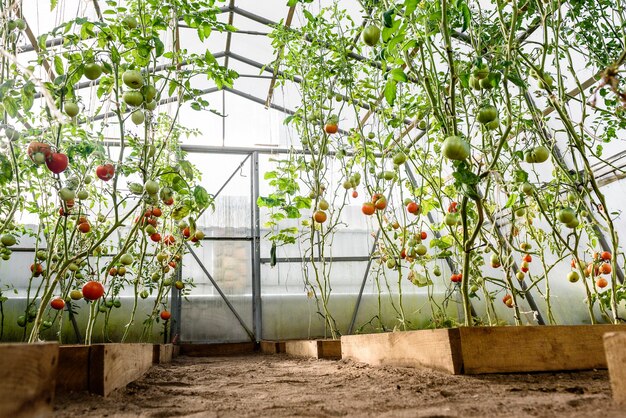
[567,271,580,283]
[123,91,144,107]
[472,63,490,80]
[362,25,380,47]
[433,266,441,276]
[442,136,470,161]
[557,207,576,224]
[444,213,458,227]
[144,180,160,195]
[521,182,533,196]
[83,63,103,80]
[122,70,144,89]
[415,244,427,256]
[386,258,396,269]
[59,188,75,201]
[393,153,407,165]
[0,234,16,247]
[131,109,145,125]
[515,207,526,217]
[77,190,89,200]
[477,105,497,124]
[64,101,79,118]
[120,253,134,265]
[140,290,149,299]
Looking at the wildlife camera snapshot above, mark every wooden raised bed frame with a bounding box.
[342,325,626,374]
[285,339,342,360]
[56,343,154,396]
[0,342,59,418]
[604,332,626,405]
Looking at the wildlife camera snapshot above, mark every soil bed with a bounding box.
[54,354,626,417]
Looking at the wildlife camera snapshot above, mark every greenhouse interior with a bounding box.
[1,0,626,416]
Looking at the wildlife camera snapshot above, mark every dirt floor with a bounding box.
[54,354,626,418]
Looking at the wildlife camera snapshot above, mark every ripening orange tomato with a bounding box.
[600,262,612,275]
[601,251,612,261]
[596,277,608,288]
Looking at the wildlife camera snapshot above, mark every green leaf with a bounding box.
[53,55,64,75]
[390,68,408,82]
[193,186,210,209]
[460,3,471,32]
[506,74,525,88]
[172,205,190,220]
[405,0,418,15]
[179,160,194,180]
[384,79,397,106]
[0,154,13,185]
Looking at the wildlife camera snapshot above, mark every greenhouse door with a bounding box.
[171,150,261,343]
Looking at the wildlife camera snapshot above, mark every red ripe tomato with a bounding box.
[406,201,419,215]
[151,207,162,217]
[163,197,174,206]
[596,277,608,288]
[502,294,514,308]
[448,201,458,213]
[374,197,387,210]
[450,274,462,283]
[65,199,75,208]
[96,163,115,181]
[144,209,153,217]
[147,217,158,227]
[109,267,117,276]
[600,262,612,275]
[164,235,175,245]
[313,210,327,223]
[570,258,577,268]
[400,248,406,259]
[601,251,612,261]
[371,193,383,203]
[82,281,105,301]
[30,263,43,276]
[351,190,358,198]
[150,233,162,243]
[182,227,190,238]
[520,266,529,273]
[46,153,69,174]
[324,122,338,134]
[78,222,91,233]
[50,297,66,310]
[362,202,375,216]
[420,231,427,240]
[190,236,199,243]
[59,207,69,217]
[160,310,171,321]
[522,254,532,263]
[168,261,177,268]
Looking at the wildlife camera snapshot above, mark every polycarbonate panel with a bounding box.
[180,240,253,342]
[185,152,252,237]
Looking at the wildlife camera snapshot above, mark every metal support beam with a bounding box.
[170,264,183,343]
[250,151,262,342]
[185,242,255,341]
[347,229,381,334]
[212,152,252,201]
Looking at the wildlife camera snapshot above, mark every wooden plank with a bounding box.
[285,339,342,360]
[317,340,342,360]
[56,345,90,393]
[180,342,256,357]
[285,340,319,358]
[153,344,174,364]
[260,340,285,354]
[459,325,626,374]
[0,342,59,418]
[341,330,462,374]
[604,332,626,405]
[89,344,153,396]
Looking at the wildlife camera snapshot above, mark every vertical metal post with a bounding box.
[170,264,183,343]
[250,151,262,342]
[347,230,381,334]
